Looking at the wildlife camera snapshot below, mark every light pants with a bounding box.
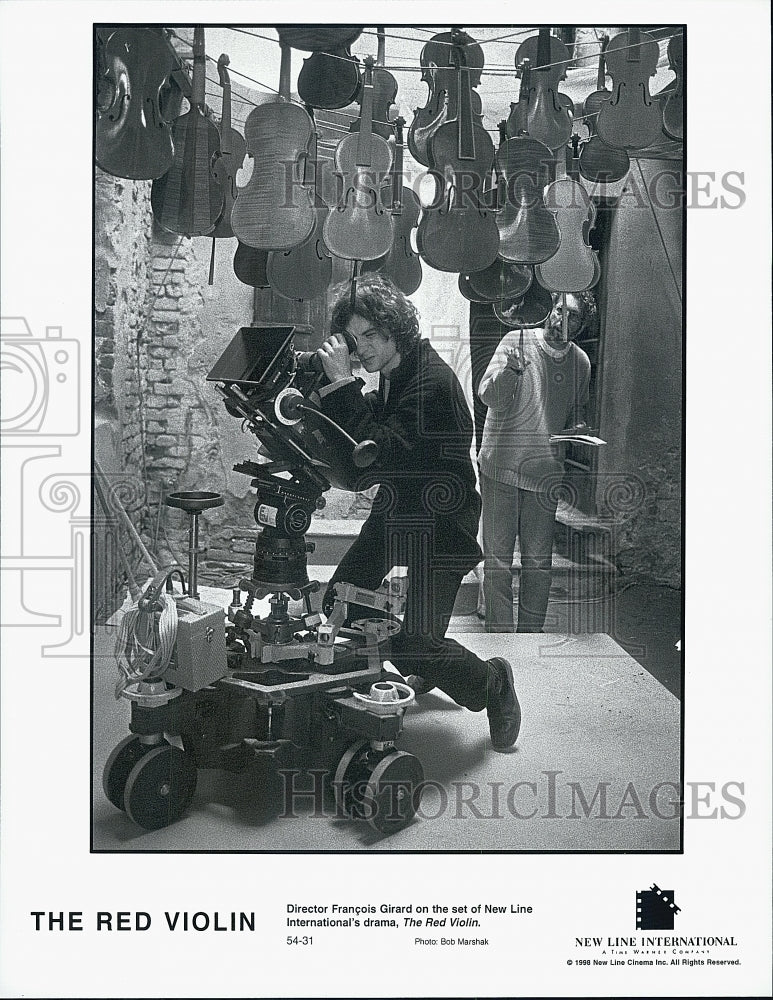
[480,473,558,632]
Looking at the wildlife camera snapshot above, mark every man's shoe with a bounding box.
[405,675,436,696]
[486,657,521,751]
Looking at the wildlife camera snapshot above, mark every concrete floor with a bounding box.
[92,595,680,852]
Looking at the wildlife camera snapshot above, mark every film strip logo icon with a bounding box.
[636,883,681,930]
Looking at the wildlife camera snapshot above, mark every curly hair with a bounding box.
[329,274,421,356]
[551,290,599,338]
[574,290,598,334]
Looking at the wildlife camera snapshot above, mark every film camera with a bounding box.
[103,325,424,835]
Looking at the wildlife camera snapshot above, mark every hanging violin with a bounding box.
[408,28,484,168]
[323,57,394,262]
[150,26,224,236]
[494,272,553,329]
[267,108,332,302]
[96,27,179,181]
[231,42,316,251]
[459,260,532,306]
[349,27,397,140]
[291,27,362,111]
[495,63,560,266]
[233,241,270,288]
[510,28,573,153]
[276,26,363,52]
[596,28,662,150]
[578,34,630,184]
[536,137,599,294]
[362,117,422,295]
[209,54,247,239]
[461,122,533,304]
[661,33,684,142]
[417,32,499,274]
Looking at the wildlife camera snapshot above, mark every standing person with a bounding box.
[315,274,521,751]
[477,293,593,632]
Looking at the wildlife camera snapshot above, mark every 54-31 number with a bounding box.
[287,935,313,945]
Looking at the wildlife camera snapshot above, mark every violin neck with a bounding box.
[306,106,321,197]
[376,26,386,68]
[519,60,531,105]
[556,143,570,181]
[192,26,206,108]
[278,42,291,101]
[597,37,608,90]
[356,69,375,166]
[456,52,475,160]
[391,121,404,214]
[221,84,232,147]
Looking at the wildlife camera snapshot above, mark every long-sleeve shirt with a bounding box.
[477,329,591,493]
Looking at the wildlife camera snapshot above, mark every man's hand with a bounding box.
[504,344,530,375]
[316,334,353,383]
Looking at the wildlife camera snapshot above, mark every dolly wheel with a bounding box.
[102,735,153,811]
[332,739,370,819]
[123,745,197,830]
[362,751,424,834]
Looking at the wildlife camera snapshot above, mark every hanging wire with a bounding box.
[165,25,682,144]
[168,25,683,106]
[633,157,683,303]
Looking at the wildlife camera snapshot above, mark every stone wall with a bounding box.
[93,170,155,617]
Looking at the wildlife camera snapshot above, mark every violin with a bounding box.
[294,28,362,111]
[96,26,177,180]
[417,33,499,274]
[362,117,422,295]
[661,33,684,142]
[465,259,532,305]
[460,122,533,304]
[267,109,332,302]
[276,26,363,52]
[349,28,397,140]
[596,28,662,150]
[150,26,224,236]
[233,241,269,288]
[408,28,484,168]
[495,64,560,266]
[536,137,599,293]
[511,28,573,152]
[209,54,247,239]
[578,34,630,184]
[322,57,394,262]
[231,42,316,250]
[494,272,553,328]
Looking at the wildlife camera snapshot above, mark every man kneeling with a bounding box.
[316,275,520,751]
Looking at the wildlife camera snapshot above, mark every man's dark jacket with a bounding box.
[318,338,482,571]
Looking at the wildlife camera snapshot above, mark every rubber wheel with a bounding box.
[362,751,424,834]
[332,739,370,818]
[102,735,153,811]
[123,745,197,830]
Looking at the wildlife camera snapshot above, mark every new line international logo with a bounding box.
[636,883,681,930]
